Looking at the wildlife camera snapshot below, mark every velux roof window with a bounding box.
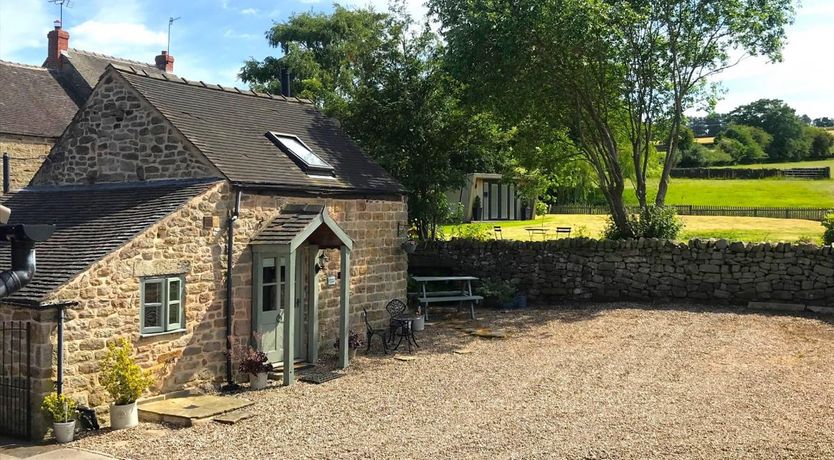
[266,131,335,176]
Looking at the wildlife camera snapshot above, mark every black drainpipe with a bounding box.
[3,153,10,194]
[222,188,242,391]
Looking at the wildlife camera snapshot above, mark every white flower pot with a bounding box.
[110,402,138,430]
[250,372,269,390]
[412,316,425,332]
[53,420,75,443]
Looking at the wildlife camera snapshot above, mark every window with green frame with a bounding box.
[140,276,184,335]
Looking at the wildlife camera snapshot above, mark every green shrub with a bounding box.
[822,213,834,245]
[603,206,684,240]
[447,223,492,241]
[41,392,77,423]
[476,279,516,306]
[100,338,154,405]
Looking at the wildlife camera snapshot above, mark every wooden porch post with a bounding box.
[307,246,320,364]
[283,249,297,385]
[338,246,351,368]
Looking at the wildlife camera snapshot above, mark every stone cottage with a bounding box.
[0,22,172,190]
[0,63,407,437]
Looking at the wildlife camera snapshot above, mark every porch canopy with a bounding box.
[250,205,353,385]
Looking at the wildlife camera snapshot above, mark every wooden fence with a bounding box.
[550,205,831,221]
[671,166,830,180]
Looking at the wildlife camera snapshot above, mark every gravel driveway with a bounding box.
[73,304,834,459]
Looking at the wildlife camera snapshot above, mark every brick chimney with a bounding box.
[46,20,69,69]
[154,50,174,73]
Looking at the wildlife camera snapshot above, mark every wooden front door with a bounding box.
[254,251,308,364]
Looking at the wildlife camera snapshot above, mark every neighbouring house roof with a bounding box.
[0,179,219,306]
[251,204,353,250]
[59,48,164,100]
[110,64,404,195]
[0,61,79,138]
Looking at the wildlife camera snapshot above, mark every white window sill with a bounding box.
[140,328,186,338]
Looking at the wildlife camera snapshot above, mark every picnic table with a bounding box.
[411,276,483,321]
[524,227,550,240]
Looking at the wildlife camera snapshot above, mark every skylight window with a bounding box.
[266,132,334,175]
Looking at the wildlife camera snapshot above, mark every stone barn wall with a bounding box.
[0,135,53,191]
[411,238,834,308]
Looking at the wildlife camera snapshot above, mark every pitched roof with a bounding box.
[61,48,163,93]
[0,61,79,137]
[0,179,218,306]
[110,65,404,195]
[250,205,324,246]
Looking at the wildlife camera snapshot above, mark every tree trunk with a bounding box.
[655,100,683,206]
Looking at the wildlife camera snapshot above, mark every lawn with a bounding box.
[71,306,834,459]
[444,214,824,243]
[623,178,834,208]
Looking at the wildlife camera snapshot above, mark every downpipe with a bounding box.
[222,189,242,391]
[0,222,55,299]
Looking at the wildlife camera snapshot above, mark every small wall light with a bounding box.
[315,252,329,273]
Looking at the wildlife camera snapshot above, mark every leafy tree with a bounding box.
[430,0,795,237]
[813,117,834,128]
[240,4,506,239]
[806,126,834,159]
[716,124,771,164]
[727,99,809,161]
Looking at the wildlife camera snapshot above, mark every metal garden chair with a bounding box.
[385,299,407,344]
[362,308,388,354]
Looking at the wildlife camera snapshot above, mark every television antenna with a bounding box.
[167,16,181,54]
[48,0,72,27]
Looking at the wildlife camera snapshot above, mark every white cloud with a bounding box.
[0,0,52,62]
[70,20,167,60]
[240,8,258,15]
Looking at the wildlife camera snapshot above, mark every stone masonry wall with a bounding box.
[41,181,407,420]
[411,238,834,307]
[30,72,218,186]
[0,306,56,439]
[0,135,53,191]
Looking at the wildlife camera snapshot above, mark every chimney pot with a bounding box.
[155,50,174,73]
[46,23,70,70]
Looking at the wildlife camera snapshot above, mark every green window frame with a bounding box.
[140,275,185,336]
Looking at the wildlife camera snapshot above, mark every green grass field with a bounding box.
[443,214,824,243]
[623,178,834,208]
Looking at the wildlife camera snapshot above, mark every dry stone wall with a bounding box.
[38,181,407,420]
[411,238,834,307]
[30,72,218,186]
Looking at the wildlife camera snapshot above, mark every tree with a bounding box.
[240,4,506,239]
[715,124,771,164]
[813,117,834,128]
[806,126,834,159]
[727,99,809,161]
[431,0,795,237]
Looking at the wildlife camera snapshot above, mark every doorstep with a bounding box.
[138,395,253,427]
[268,361,315,380]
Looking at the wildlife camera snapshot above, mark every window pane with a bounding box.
[169,279,181,302]
[144,281,162,304]
[262,285,276,312]
[278,135,331,168]
[144,304,162,328]
[168,302,180,325]
[263,258,276,284]
[280,265,286,284]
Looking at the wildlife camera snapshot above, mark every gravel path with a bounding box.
[73,304,834,459]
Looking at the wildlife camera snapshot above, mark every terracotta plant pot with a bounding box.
[110,402,138,430]
[250,372,269,390]
[53,420,76,443]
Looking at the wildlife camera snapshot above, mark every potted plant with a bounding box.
[412,306,425,331]
[235,345,272,390]
[334,330,363,359]
[41,392,78,443]
[477,279,517,309]
[472,196,482,221]
[99,338,154,430]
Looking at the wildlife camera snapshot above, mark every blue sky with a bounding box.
[0,0,830,118]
